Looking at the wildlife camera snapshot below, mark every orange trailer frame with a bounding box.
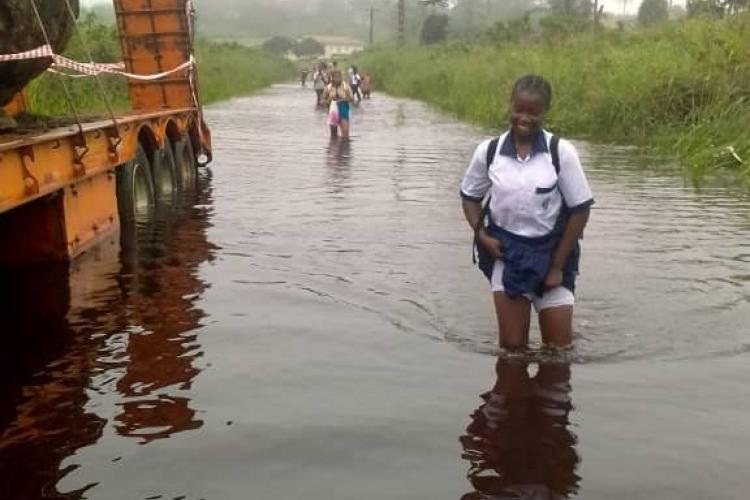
[0,0,212,264]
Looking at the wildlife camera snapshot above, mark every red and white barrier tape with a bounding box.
[0,45,193,80]
[0,44,53,62]
[52,54,193,80]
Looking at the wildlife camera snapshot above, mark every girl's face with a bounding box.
[332,73,342,85]
[510,90,546,140]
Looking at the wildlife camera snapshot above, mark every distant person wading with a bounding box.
[361,72,373,99]
[348,65,362,103]
[323,70,354,139]
[312,62,328,107]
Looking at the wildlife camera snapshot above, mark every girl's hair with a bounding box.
[511,74,552,110]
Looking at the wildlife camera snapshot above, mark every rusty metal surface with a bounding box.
[115,0,194,111]
[0,110,195,216]
[62,171,119,260]
[0,0,211,263]
[0,109,194,152]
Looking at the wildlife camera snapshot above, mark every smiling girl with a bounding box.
[460,75,594,350]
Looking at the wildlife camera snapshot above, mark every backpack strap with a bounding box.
[550,135,561,175]
[485,137,500,170]
[486,135,559,172]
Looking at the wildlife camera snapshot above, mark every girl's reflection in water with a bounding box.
[460,358,580,500]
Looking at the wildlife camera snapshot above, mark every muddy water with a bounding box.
[1,84,749,500]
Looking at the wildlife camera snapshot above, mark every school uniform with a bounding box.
[460,129,594,311]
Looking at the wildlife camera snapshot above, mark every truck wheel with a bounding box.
[174,135,197,190]
[117,143,155,222]
[152,138,177,201]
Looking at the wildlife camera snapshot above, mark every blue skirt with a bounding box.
[476,220,580,298]
[337,101,350,121]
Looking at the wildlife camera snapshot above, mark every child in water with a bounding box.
[361,72,373,99]
[322,70,354,139]
[460,75,594,350]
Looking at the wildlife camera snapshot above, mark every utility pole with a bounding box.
[369,6,376,46]
[398,0,405,47]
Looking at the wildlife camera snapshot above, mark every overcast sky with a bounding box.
[80,0,687,16]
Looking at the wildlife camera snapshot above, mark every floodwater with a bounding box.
[1,84,750,499]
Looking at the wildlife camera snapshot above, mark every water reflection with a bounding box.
[0,262,105,500]
[326,138,353,196]
[326,137,352,169]
[0,173,214,497]
[460,358,580,499]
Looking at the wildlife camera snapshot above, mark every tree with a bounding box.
[261,36,297,55]
[294,38,325,57]
[638,0,669,24]
[420,14,450,44]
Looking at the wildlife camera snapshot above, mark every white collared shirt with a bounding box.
[460,130,594,238]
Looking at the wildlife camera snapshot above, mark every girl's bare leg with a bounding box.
[493,292,531,350]
[539,306,573,348]
[339,120,350,138]
[329,125,338,138]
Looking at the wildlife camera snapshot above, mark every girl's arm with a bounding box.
[462,199,503,260]
[462,199,483,232]
[546,140,594,288]
[545,209,590,289]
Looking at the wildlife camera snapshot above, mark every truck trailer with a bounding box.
[0,0,212,264]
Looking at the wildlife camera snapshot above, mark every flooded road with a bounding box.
[1,84,750,499]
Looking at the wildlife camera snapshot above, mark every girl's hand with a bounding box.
[477,229,503,260]
[544,267,563,289]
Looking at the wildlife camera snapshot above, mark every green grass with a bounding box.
[357,15,750,184]
[196,41,296,104]
[24,15,295,117]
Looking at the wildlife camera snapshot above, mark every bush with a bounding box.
[26,16,296,115]
[295,37,325,57]
[420,14,450,45]
[262,36,297,55]
[358,13,750,183]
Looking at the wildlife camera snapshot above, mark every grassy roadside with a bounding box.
[357,14,750,183]
[23,16,296,116]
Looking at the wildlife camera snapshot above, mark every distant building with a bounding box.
[308,36,365,59]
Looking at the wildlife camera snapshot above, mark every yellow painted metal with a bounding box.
[116,0,195,111]
[0,0,210,263]
[62,171,120,260]
[0,111,193,216]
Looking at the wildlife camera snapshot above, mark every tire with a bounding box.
[152,138,178,201]
[117,143,155,223]
[174,135,197,190]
